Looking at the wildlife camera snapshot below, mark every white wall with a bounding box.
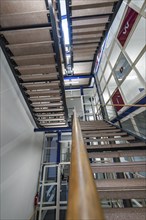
[0,48,43,220]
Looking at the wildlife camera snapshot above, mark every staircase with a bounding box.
[80,120,146,220]
[0,0,68,128]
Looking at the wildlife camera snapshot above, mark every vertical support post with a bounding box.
[93,75,109,120]
[38,165,46,220]
[57,131,61,163]
[56,165,61,220]
[80,86,86,121]
[114,106,122,129]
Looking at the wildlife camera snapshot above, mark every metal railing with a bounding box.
[66,111,104,220]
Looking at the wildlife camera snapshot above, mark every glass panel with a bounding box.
[109,42,121,68]
[105,30,114,57]
[97,66,103,80]
[120,69,144,103]
[60,143,71,162]
[100,76,106,91]
[43,148,57,163]
[66,97,83,119]
[44,166,57,183]
[60,183,68,202]
[130,0,145,8]
[121,119,135,133]
[135,52,146,82]
[60,210,66,220]
[125,17,145,62]
[41,210,56,220]
[106,100,116,119]
[103,88,110,103]
[104,63,112,81]
[107,76,117,96]
[65,89,80,97]
[114,53,132,82]
[134,110,146,138]
[43,185,57,204]
[100,52,107,71]
[110,1,127,35]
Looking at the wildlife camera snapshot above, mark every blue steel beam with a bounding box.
[64,74,94,80]
[65,86,93,90]
[57,131,61,163]
[34,127,72,133]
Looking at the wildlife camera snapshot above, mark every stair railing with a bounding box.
[66,110,104,220]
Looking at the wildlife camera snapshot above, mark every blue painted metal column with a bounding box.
[80,86,87,121]
[57,131,61,163]
[93,74,108,120]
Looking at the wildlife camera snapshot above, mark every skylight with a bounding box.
[60,0,70,45]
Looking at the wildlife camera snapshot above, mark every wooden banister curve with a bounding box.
[66,111,104,220]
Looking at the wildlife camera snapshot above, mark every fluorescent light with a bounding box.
[62,19,70,45]
[65,81,79,85]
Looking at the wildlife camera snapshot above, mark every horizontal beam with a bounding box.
[0,23,51,32]
[71,14,111,20]
[34,127,71,132]
[64,75,93,80]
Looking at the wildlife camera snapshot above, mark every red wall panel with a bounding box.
[117,7,138,46]
[112,89,125,111]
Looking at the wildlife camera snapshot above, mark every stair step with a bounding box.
[84,136,135,142]
[27,90,60,96]
[104,208,146,220]
[81,126,117,131]
[30,96,61,102]
[23,81,60,90]
[91,161,146,173]
[88,150,145,158]
[95,178,146,191]
[82,129,122,134]
[20,73,58,82]
[83,132,128,137]
[34,108,64,113]
[99,189,146,199]
[86,142,146,151]
[32,102,62,108]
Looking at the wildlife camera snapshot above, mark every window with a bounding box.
[135,52,146,82]
[125,17,146,62]
[104,63,112,81]
[107,76,117,95]
[109,42,121,68]
[103,88,110,103]
[120,69,144,103]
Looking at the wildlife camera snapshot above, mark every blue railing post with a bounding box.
[57,131,61,163]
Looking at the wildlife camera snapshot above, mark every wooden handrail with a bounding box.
[66,111,104,220]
